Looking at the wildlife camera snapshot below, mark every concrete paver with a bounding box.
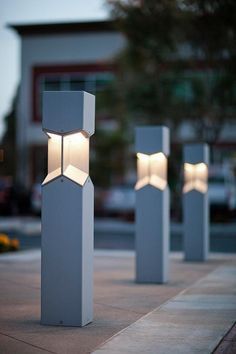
[0,334,50,354]
[213,322,236,353]
[93,265,236,354]
[0,250,235,354]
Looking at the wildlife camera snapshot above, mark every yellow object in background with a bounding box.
[0,234,20,252]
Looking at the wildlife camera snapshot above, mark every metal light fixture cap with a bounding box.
[135,126,170,155]
[42,91,95,136]
[184,144,209,165]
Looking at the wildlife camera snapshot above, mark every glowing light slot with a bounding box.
[43,131,89,186]
[135,152,167,190]
[43,132,62,184]
[183,162,208,193]
[63,132,89,185]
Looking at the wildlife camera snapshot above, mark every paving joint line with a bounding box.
[0,331,58,354]
[94,301,145,316]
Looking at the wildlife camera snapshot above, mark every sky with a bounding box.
[0,0,108,138]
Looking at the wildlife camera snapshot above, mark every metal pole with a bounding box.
[183,144,209,262]
[41,91,95,326]
[135,126,170,283]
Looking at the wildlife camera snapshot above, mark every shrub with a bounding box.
[0,234,20,253]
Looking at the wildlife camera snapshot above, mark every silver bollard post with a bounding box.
[183,143,209,262]
[135,126,170,283]
[41,91,95,326]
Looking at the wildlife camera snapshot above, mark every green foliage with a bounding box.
[184,0,236,58]
[107,0,236,143]
[104,0,236,202]
[91,128,128,187]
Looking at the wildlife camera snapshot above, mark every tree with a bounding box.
[90,85,130,187]
[107,0,236,145]
[106,0,236,217]
[107,0,187,130]
[183,0,236,143]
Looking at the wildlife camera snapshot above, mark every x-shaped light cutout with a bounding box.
[135,152,167,190]
[183,162,208,194]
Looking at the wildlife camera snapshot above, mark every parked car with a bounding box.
[102,184,135,220]
[208,165,236,220]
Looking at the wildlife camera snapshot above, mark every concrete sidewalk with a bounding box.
[0,250,235,353]
[93,265,236,354]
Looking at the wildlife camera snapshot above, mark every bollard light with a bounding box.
[183,144,209,262]
[135,126,170,283]
[41,91,95,327]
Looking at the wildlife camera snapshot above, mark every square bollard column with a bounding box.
[183,144,209,262]
[135,126,170,283]
[41,91,95,327]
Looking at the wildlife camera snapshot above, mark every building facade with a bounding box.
[11,20,236,189]
[11,21,125,187]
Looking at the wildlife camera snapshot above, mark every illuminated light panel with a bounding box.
[183,162,208,193]
[135,152,167,190]
[135,176,150,191]
[63,132,89,173]
[63,165,88,186]
[43,132,62,185]
[43,167,62,185]
[43,131,89,186]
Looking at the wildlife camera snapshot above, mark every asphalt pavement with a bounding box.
[0,217,235,252]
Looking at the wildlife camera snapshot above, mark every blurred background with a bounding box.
[0,0,236,252]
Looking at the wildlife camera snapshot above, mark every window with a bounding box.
[32,64,114,122]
